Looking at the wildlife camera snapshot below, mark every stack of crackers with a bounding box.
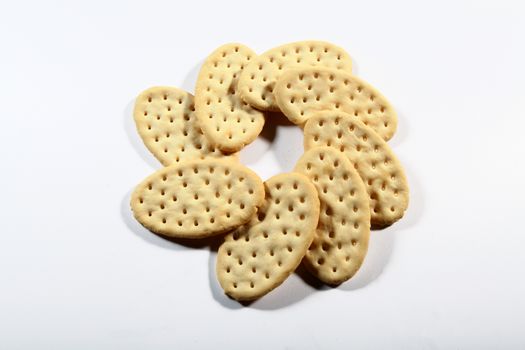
[130,41,409,302]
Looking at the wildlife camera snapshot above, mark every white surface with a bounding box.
[1,0,524,348]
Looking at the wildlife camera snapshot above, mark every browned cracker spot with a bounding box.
[131,158,265,238]
[195,43,265,153]
[295,147,370,284]
[274,67,397,141]
[238,41,352,111]
[216,173,320,301]
[304,112,409,227]
[133,86,232,166]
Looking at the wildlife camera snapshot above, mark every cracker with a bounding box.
[134,86,232,166]
[295,147,370,284]
[274,67,397,141]
[216,173,320,301]
[131,158,265,238]
[304,112,409,227]
[238,41,352,111]
[195,43,265,153]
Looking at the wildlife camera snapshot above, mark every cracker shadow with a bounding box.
[389,162,424,230]
[121,189,221,250]
[266,112,305,173]
[350,56,360,76]
[294,263,330,290]
[239,111,297,166]
[388,109,409,148]
[123,99,159,170]
[338,229,396,290]
[239,115,276,166]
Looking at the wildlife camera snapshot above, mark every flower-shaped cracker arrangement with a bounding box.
[130,41,409,302]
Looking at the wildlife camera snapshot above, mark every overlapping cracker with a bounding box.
[216,173,320,301]
[131,158,265,238]
[195,43,265,153]
[295,147,370,284]
[304,112,409,227]
[274,67,397,141]
[238,41,352,111]
[134,86,232,166]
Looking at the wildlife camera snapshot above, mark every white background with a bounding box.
[1,0,524,348]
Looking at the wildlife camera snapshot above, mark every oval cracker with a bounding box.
[131,158,265,238]
[275,67,397,141]
[238,41,352,111]
[216,173,320,301]
[133,86,231,166]
[195,43,265,153]
[304,112,409,227]
[295,147,371,285]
